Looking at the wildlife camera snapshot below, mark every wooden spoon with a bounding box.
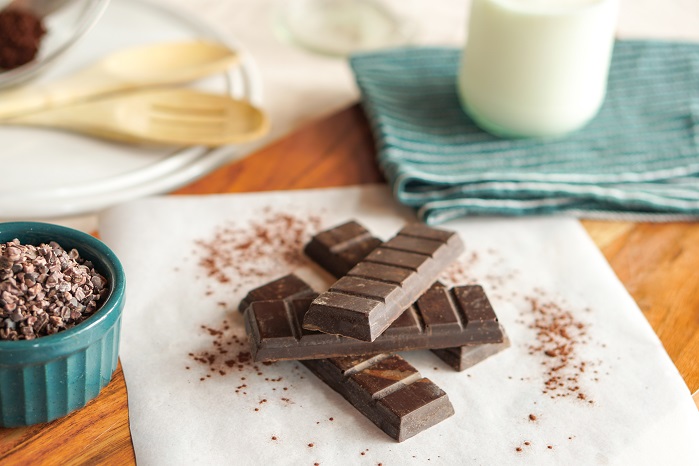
[0,41,240,118]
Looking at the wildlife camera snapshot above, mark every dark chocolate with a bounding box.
[303,224,465,341]
[305,221,509,371]
[245,283,503,362]
[238,274,316,313]
[302,353,454,442]
[431,332,511,371]
[304,220,382,278]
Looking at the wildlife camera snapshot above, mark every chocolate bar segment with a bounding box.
[304,221,382,278]
[245,283,503,361]
[303,224,465,341]
[431,331,511,371]
[302,353,454,442]
[306,221,509,371]
[238,274,316,313]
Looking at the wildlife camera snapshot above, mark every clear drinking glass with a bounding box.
[275,0,415,56]
[458,0,619,138]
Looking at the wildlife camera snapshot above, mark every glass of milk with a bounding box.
[457,0,620,138]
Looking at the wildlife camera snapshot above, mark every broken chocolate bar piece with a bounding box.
[304,220,383,278]
[245,283,502,361]
[305,221,509,371]
[302,353,454,442]
[431,332,511,371]
[303,224,465,341]
[238,274,316,313]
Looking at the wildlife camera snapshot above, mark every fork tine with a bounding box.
[134,89,268,145]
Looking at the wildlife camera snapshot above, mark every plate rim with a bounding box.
[0,0,264,218]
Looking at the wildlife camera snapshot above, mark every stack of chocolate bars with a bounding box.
[239,221,510,442]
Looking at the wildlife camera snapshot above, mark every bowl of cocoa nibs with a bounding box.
[0,221,125,427]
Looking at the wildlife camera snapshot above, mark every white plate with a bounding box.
[0,0,263,219]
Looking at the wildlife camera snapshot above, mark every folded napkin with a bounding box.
[350,41,699,224]
[99,186,699,465]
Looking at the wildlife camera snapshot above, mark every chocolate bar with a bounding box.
[431,334,511,371]
[302,353,454,442]
[304,220,382,277]
[238,274,315,313]
[245,282,503,361]
[303,224,465,341]
[305,221,510,371]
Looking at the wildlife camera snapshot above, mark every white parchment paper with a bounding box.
[99,185,699,465]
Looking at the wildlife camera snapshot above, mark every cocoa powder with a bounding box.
[523,293,598,402]
[193,209,322,294]
[0,8,45,70]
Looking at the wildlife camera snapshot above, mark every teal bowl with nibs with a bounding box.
[0,222,125,427]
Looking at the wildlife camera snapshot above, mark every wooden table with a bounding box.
[2,105,698,464]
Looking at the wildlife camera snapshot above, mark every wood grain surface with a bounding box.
[1,105,697,464]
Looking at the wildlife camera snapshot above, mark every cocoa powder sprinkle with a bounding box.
[194,210,322,294]
[524,295,598,402]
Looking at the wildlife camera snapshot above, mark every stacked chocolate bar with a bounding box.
[239,221,510,442]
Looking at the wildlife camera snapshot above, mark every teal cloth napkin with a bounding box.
[350,41,699,224]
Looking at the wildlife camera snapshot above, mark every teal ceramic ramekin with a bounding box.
[0,222,125,427]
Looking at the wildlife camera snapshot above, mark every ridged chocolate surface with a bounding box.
[244,283,503,362]
[303,224,465,341]
[238,274,316,313]
[301,353,454,442]
[304,221,508,371]
[304,221,382,278]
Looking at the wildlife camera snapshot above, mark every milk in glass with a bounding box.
[457,0,619,138]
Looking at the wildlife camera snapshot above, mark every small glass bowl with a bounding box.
[0,221,125,427]
[0,0,110,89]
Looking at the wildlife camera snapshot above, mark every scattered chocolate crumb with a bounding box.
[523,294,599,402]
[529,414,537,421]
[516,447,522,452]
[308,443,314,448]
[329,417,334,421]
[271,436,277,441]
[524,441,530,446]
[194,211,322,294]
[187,322,263,383]
[547,445,553,450]
[439,251,480,286]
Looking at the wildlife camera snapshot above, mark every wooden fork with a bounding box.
[3,88,269,146]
